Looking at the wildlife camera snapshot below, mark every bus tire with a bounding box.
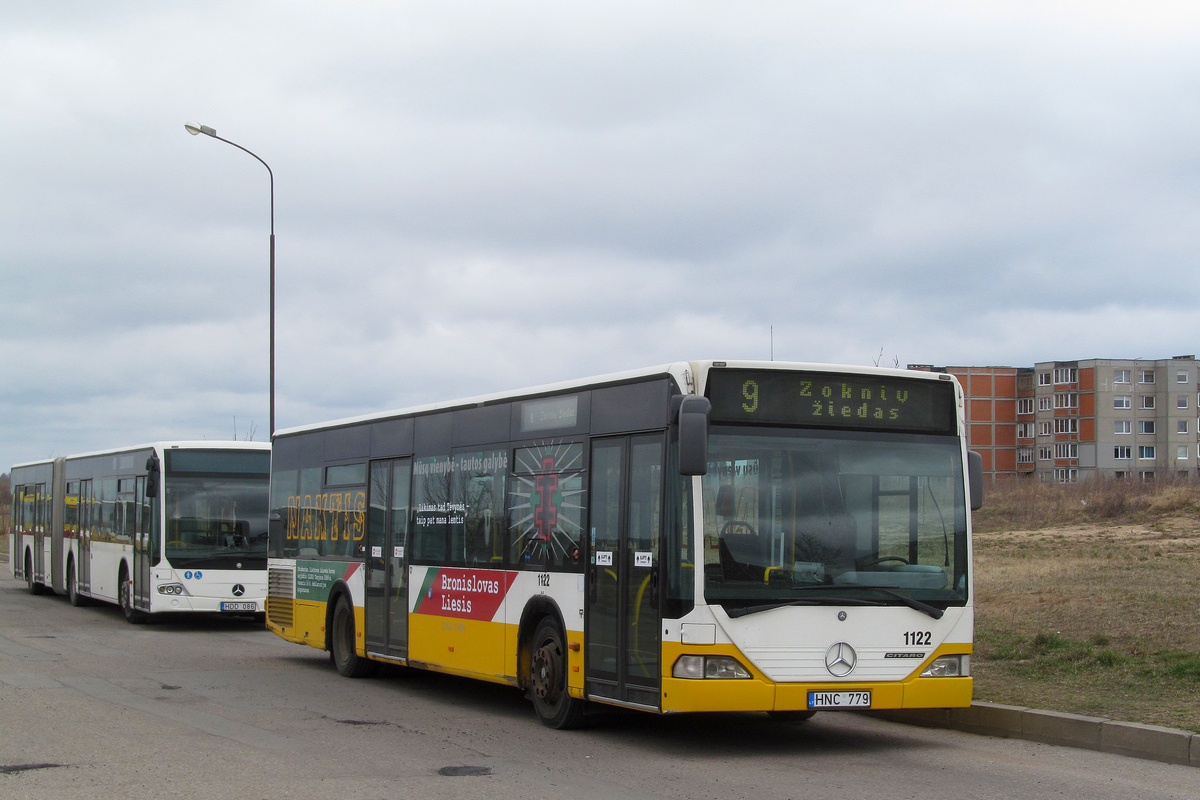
[67,559,87,607]
[329,595,377,678]
[25,550,45,595]
[767,710,816,723]
[529,617,586,730]
[118,565,147,624]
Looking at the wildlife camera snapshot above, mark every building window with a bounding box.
[1038,397,1052,411]
[1053,368,1077,384]
[1054,393,1079,409]
[1114,470,1128,479]
[1038,421,1052,436]
[1178,395,1189,409]
[1017,422,1034,438]
[1178,446,1189,460]
[1178,371,1189,384]
[1139,420,1156,435]
[1114,446,1131,460]
[1178,420,1189,435]
[1054,443,1078,459]
[1138,446,1156,460]
[1114,369,1130,384]
[1038,447,1052,461]
[1054,418,1078,434]
[1141,396,1156,410]
[1140,471,1155,481]
[1140,370,1155,384]
[1115,420,1131,434]
[1114,395,1131,409]
[1054,468,1078,483]
[1017,398,1034,415]
[1179,470,1190,479]
[1038,372,1052,386]
[1018,448,1034,464]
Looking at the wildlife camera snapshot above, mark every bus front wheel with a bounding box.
[529,617,586,730]
[329,595,377,678]
[25,551,45,595]
[67,560,87,607]
[119,567,146,624]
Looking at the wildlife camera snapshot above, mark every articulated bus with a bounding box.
[266,361,981,728]
[10,441,271,622]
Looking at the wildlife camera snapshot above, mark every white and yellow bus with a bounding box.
[265,361,981,728]
[10,441,271,622]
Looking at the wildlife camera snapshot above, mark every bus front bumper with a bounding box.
[661,675,972,713]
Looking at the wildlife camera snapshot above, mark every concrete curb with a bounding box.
[864,703,1199,767]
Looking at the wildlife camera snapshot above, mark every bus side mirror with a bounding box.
[967,450,983,511]
[676,396,711,476]
[145,454,161,499]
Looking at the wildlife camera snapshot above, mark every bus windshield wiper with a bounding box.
[788,584,945,619]
[724,597,879,618]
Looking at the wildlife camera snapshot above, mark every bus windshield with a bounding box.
[164,474,269,569]
[702,427,968,613]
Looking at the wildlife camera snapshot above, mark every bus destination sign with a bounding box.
[705,369,956,434]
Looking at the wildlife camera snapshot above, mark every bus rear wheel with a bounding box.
[25,551,45,595]
[529,617,586,730]
[329,595,377,678]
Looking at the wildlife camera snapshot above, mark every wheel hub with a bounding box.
[531,643,562,702]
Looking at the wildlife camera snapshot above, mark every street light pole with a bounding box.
[184,122,275,438]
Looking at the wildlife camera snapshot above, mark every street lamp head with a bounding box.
[184,122,217,137]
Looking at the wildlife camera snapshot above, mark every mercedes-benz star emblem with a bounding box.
[825,642,857,677]
[231,584,245,597]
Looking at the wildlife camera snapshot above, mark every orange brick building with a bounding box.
[911,357,1199,482]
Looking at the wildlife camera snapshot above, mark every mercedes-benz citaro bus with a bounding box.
[264,361,981,728]
[10,441,271,622]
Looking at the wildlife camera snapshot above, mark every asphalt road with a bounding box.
[1,571,1198,800]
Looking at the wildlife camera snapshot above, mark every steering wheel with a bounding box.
[720,520,757,537]
[167,540,188,549]
[858,555,910,569]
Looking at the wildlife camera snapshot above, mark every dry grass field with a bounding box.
[972,478,1200,732]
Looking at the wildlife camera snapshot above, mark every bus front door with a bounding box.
[585,435,664,710]
[364,458,412,659]
[133,476,151,611]
[33,483,47,583]
[78,480,92,593]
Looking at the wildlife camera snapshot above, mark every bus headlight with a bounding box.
[672,655,752,679]
[920,655,969,677]
[157,583,185,595]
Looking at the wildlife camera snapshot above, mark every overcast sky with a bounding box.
[4,1,1200,468]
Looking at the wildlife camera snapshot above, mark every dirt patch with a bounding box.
[973,515,1200,731]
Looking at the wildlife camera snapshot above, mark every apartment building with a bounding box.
[910,356,1199,482]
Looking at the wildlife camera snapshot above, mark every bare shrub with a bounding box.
[974,475,1200,531]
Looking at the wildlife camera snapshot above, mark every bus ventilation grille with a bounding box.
[267,567,295,628]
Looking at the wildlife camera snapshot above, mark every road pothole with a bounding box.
[438,765,492,777]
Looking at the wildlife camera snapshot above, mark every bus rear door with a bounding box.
[364,458,412,659]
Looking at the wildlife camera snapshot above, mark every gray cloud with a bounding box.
[4,1,1200,466]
